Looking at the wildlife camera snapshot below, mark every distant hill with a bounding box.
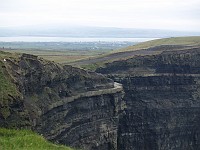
[0,25,200,38]
[117,36,200,52]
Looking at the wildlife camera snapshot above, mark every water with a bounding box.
[0,36,158,42]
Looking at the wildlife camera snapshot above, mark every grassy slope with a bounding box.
[0,60,20,100]
[77,36,200,70]
[0,128,73,150]
[116,36,200,52]
[0,52,21,98]
[0,51,22,118]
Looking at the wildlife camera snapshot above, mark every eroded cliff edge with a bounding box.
[97,46,200,150]
[0,51,125,150]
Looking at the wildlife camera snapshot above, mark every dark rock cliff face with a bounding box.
[97,47,200,150]
[0,53,125,150]
[37,89,124,150]
[114,75,200,150]
[2,46,200,150]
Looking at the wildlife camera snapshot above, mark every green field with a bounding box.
[0,128,74,150]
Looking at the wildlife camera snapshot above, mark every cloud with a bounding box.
[0,0,199,31]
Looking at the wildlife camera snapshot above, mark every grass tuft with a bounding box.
[0,128,74,150]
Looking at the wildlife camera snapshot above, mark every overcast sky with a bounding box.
[0,0,200,31]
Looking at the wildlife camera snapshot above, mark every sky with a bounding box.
[0,0,200,31]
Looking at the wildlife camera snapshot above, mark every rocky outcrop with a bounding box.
[0,52,125,150]
[97,46,200,150]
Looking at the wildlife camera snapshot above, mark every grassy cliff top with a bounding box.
[72,36,200,70]
[0,128,74,150]
[116,36,200,53]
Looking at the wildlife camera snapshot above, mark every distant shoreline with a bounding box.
[0,36,158,42]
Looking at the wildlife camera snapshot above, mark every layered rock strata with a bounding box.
[0,53,125,150]
[97,47,200,150]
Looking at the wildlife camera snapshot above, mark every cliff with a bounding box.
[0,51,125,150]
[2,44,200,150]
[97,46,200,150]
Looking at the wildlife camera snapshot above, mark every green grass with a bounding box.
[0,128,74,150]
[115,36,200,53]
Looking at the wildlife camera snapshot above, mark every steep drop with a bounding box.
[97,46,200,150]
